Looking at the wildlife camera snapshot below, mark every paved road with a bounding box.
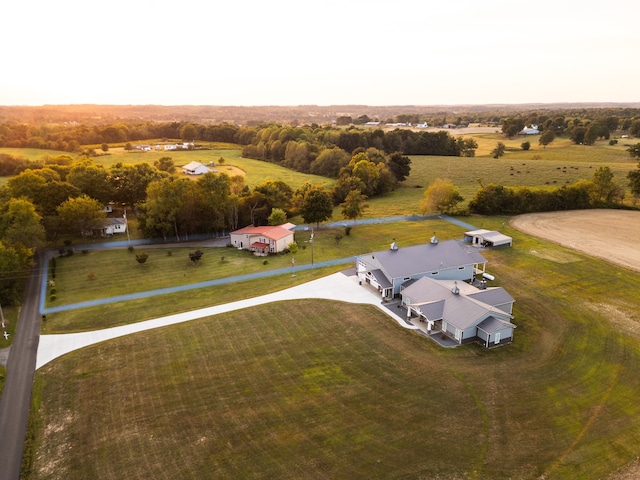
[0,251,43,480]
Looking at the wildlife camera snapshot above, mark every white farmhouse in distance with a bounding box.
[519,124,540,135]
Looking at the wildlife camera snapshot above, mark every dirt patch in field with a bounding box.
[510,210,640,273]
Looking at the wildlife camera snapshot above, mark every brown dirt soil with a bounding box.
[510,210,640,273]
[512,209,640,480]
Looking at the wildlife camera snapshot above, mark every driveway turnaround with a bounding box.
[36,272,419,370]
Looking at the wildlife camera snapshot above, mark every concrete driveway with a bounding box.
[36,272,420,370]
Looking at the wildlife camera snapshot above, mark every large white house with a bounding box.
[230,223,295,255]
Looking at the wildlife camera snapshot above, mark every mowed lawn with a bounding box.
[29,218,640,479]
[43,219,464,332]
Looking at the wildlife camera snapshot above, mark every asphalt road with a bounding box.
[0,251,43,480]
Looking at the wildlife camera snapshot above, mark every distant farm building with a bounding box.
[519,124,540,135]
[181,161,211,175]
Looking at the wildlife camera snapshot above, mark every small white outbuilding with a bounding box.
[464,229,513,248]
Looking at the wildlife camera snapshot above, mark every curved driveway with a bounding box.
[37,272,419,370]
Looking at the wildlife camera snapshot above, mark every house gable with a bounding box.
[230,224,295,254]
[401,276,515,347]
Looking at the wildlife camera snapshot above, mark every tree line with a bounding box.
[501,113,640,144]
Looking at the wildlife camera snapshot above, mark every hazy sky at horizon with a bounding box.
[2,0,639,106]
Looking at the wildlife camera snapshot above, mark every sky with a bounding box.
[2,0,639,107]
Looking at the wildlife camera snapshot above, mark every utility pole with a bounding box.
[311,229,314,266]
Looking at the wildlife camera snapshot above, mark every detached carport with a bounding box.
[464,229,512,248]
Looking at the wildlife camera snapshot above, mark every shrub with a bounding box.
[49,294,57,302]
[49,287,56,295]
[135,253,149,264]
[345,226,352,236]
[167,250,172,256]
[81,249,89,255]
[263,259,268,265]
[128,245,135,253]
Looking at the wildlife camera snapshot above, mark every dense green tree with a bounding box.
[0,241,31,305]
[336,116,352,126]
[386,152,412,181]
[340,190,368,222]
[458,138,478,157]
[570,126,587,144]
[591,166,620,203]
[268,208,287,226]
[180,123,198,142]
[420,178,464,214]
[154,157,176,174]
[196,172,232,233]
[501,118,525,137]
[109,162,166,206]
[141,178,207,240]
[253,180,293,213]
[351,155,380,197]
[539,129,555,148]
[0,198,46,249]
[627,143,640,159]
[300,186,333,227]
[7,169,46,200]
[491,142,506,159]
[67,161,114,203]
[0,154,27,176]
[56,195,106,238]
[309,147,350,178]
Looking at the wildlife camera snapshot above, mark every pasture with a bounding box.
[29,215,640,479]
[87,144,335,191]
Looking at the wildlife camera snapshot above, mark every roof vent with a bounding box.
[452,281,460,295]
[390,239,398,251]
[430,232,438,245]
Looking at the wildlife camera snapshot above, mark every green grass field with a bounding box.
[6,136,640,478]
[43,219,463,332]
[30,219,640,479]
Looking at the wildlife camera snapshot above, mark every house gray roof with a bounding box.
[371,269,392,289]
[467,288,515,306]
[103,218,126,227]
[401,277,513,331]
[477,316,515,334]
[360,240,486,279]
